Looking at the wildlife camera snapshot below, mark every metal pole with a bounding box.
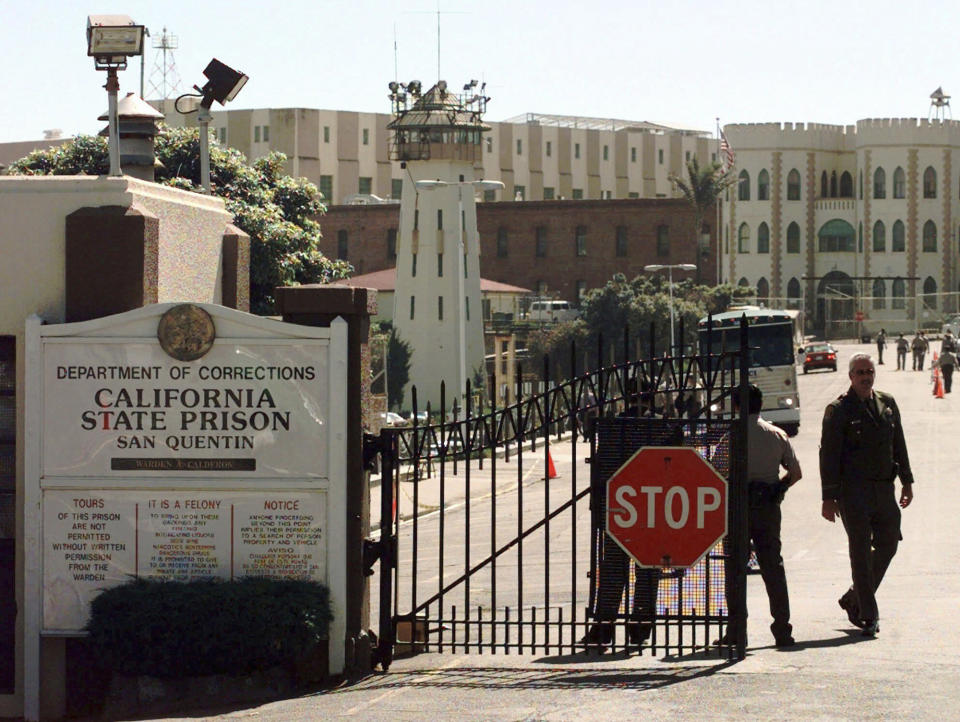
[105,68,121,177]
[668,266,676,355]
[198,105,212,194]
[457,187,467,400]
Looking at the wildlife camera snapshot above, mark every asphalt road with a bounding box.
[154,341,960,721]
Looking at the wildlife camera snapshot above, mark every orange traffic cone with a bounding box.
[934,367,945,398]
[546,451,558,479]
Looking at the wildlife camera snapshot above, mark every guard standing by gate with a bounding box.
[820,353,915,637]
[720,385,801,648]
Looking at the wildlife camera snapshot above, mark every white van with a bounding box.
[524,300,580,323]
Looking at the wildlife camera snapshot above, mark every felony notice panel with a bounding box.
[27,304,347,647]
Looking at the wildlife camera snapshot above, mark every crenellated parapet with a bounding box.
[725,122,855,152]
[856,117,960,148]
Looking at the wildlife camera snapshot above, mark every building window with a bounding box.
[631,147,637,162]
[362,128,369,145]
[572,188,583,199]
[516,139,522,155]
[787,169,801,200]
[859,170,863,199]
[575,143,580,159]
[923,276,938,309]
[546,140,552,157]
[410,295,415,319]
[437,209,443,230]
[757,222,770,253]
[923,220,937,251]
[820,171,828,198]
[514,185,525,200]
[738,170,750,201]
[685,151,691,162]
[831,171,838,197]
[873,167,886,199]
[658,149,664,165]
[387,228,397,260]
[615,226,627,257]
[757,169,770,200]
[893,167,906,199]
[543,187,555,200]
[391,178,403,199]
[628,192,639,198]
[254,126,261,143]
[737,223,750,253]
[873,220,886,252]
[483,189,496,202]
[924,166,937,198]
[437,253,443,277]
[575,226,587,256]
[840,171,853,197]
[818,219,856,252]
[412,253,417,277]
[892,220,905,251]
[438,295,444,320]
[535,226,547,257]
[466,296,470,321]
[414,209,419,230]
[485,137,493,153]
[263,125,269,142]
[323,126,330,143]
[603,145,609,161]
[218,127,226,143]
[358,177,372,195]
[337,229,348,260]
[892,277,905,309]
[657,225,670,257]
[757,277,769,303]
[787,277,801,300]
[576,280,587,301]
[872,279,886,309]
[858,222,863,252]
[497,228,508,257]
[319,175,333,201]
[786,222,800,253]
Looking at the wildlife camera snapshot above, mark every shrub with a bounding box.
[85,577,332,678]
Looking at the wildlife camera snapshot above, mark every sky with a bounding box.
[2,0,958,143]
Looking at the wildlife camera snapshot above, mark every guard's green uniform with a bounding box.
[820,389,913,623]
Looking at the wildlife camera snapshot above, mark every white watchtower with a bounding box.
[387,79,498,411]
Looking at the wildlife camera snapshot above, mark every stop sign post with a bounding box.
[606,446,727,568]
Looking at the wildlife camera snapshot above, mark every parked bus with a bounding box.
[698,307,801,436]
[523,299,580,323]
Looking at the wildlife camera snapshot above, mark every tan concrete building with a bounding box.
[158,103,714,206]
[724,117,960,335]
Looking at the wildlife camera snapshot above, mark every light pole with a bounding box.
[414,178,504,399]
[644,263,697,354]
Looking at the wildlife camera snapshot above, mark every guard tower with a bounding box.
[388,79,494,411]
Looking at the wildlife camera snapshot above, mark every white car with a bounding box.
[380,412,407,427]
[942,314,960,338]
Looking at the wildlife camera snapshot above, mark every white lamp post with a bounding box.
[414,178,504,398]
[644,263,697,354]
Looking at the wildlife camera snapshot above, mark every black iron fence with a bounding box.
[372,319,752,669]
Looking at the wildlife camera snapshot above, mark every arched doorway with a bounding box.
[817,270,856,339]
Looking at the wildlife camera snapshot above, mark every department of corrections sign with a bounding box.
[42,324,330,479]
[26,302,348,670]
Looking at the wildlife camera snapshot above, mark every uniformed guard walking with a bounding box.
[876,328,887,365]
[895,334,909,371]
[819,353,915,637]
[721,384,802,648]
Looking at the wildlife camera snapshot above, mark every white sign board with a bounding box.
[24,303,349,715]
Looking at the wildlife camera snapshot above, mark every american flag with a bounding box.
[719,130,735,172]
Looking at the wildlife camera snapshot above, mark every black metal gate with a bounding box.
[371,320,751,668]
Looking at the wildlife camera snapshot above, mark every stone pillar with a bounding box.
[273,284,377,673]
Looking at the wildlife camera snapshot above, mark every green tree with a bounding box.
[386,327,412,411]
[669,157,738,284]
[8,127,351,314]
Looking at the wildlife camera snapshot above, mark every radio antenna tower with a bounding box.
[148,27,182,115]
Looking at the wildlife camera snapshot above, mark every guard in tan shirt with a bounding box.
[723,384,802,648]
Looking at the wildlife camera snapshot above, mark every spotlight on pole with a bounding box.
[86,15,145,177]
[174,58,249,193]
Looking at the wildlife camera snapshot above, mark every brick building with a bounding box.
[319,197,721,304]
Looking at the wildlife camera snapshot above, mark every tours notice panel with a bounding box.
[24,303,348,699]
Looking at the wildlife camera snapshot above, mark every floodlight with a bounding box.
[86,15,144,69]
[199,58,248,105]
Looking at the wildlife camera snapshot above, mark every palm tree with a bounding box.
[669,157,738,285]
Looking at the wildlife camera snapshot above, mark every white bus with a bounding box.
[523,299,580,323]
[698,308,801,436]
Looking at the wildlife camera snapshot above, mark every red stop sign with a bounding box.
[855,311,865,321]
[606,446,727,568]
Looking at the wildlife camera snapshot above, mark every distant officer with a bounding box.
[912,332,929,370]
[876,328,887,365]
[820,353,915,637]
[895,334,909,371]
[721,385,802,648]
[935,347,957,393]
